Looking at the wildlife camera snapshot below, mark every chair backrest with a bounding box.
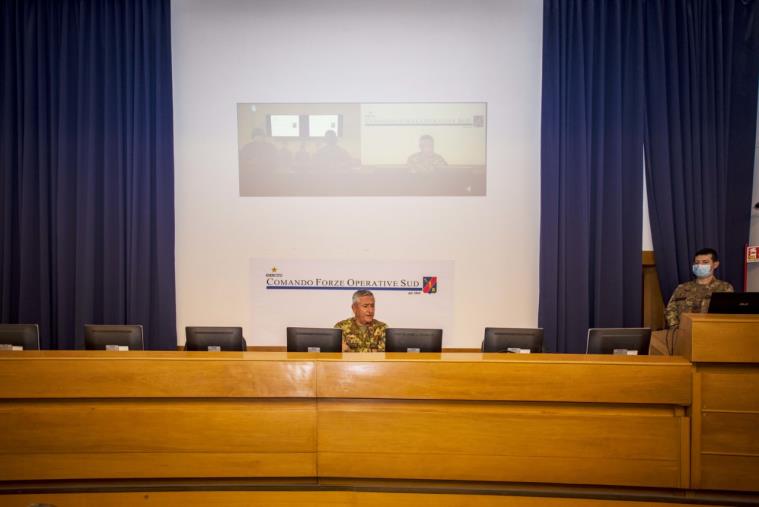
[84,325,144,350]
[286,327,342,352]
[385,328,442,353]
[586,328,651,355]
[185,326,246,351]
[482,327,544,353]
[0,324,40,350]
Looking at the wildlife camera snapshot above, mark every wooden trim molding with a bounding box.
[642,250,656,266]
[642,250,665,331]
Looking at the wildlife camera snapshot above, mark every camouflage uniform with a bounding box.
[334,318,387,352]
[665,278,734,328]
[407,152,447,172]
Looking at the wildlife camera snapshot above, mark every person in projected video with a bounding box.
[407,134,448,173]
[312,130,356,171]
[293,141,311,170]
[239,128,279,172]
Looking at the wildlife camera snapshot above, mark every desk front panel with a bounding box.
[0,352,691,488]
[692,365,759,492]
[0,352,315,398]
[316,354,691,404]
[679,314,759,363]
[318,400,688,488]
[0,399,317,481]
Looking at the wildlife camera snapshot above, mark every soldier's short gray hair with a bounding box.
[352,290,374,304]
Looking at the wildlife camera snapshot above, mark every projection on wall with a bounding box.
[237,103,487,196]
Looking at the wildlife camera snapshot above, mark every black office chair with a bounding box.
[0,324,40,350]
[481,327,543,353]
[84,324,144,350]
[385,328,442,352]
[286,327,342,352]
[586,328,651,355]
[185,326,246,351]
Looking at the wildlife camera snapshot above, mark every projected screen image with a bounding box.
[267,114,342,138]
[238,102,486,196]
[308,114,341,137]
[268,115,300,137]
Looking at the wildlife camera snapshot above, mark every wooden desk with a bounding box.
[677,314,759,492]
[0,352,691,489]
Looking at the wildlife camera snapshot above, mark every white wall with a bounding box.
[171,0,544,348]
[643,160,654,251]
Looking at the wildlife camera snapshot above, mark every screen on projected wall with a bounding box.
[237,103,487,196]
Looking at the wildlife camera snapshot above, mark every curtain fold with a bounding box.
[643,0,759,301]
[0,0,177,349]
[539,0,645,352]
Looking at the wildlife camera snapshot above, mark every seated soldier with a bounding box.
[665,247,734,329]
[334,290,387,352]
[407,135,447,172]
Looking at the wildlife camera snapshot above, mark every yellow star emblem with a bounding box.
[271,266,278,273]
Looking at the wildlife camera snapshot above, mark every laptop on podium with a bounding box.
[708,292,759,314]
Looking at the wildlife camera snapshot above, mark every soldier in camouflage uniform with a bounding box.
[407,135,447,173]
[334,290,387,352]
[665,248,734,328]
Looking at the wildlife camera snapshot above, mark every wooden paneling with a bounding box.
[642,251,665,331]
[701,412,759,455]
[0,353,315,398]
[678,314,759,363]
[0,452,316,481]
[0,491,717,507]
[649,330,672,355]
[701,367,759,411]
[317,400,687,488]
[0,400,316,480]
[699,454,759,492]
[356,493,714,507]
[0,491,352,506]
[683,316,759,492]
[691,369,703,488]
[694,366,759,492]
[0,351,694,491]
[318,401,682,459]
[0,400,315,453]
[316,357,692,405]
[319,453,681,488]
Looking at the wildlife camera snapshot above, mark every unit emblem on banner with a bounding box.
[423,276,438,294]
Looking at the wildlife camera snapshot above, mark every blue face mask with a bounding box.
[692,264,712,278]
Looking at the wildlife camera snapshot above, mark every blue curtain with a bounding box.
[0,0,177,349]
[540,0,759,350]
[643,0,759,301]
[539,0,645,352]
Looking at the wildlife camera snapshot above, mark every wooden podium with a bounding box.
[676,313,759,492]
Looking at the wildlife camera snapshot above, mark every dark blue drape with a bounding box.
[0,0,177,349]
[643,0,759,301]
[540,0,759,350]
[539,0,645,352]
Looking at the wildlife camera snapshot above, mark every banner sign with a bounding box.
[250,259,454,346]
